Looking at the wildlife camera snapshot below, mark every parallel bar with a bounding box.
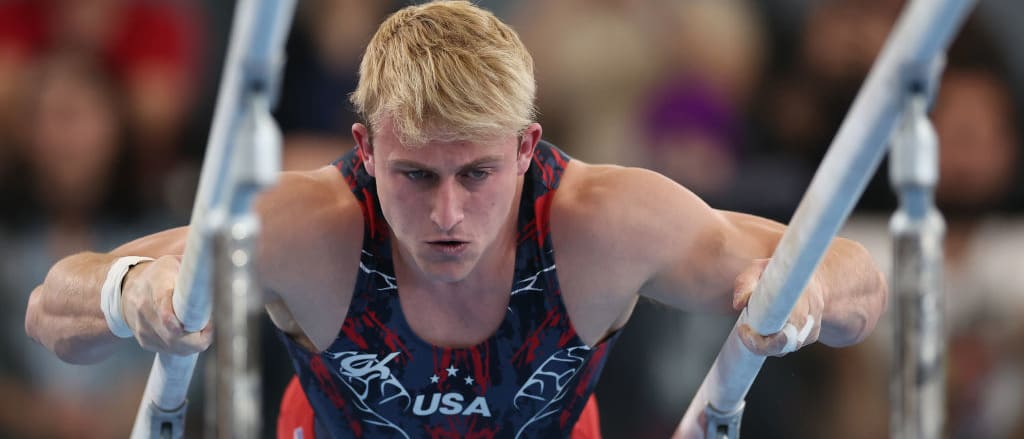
[130,1,295,437]
[212,216,264,439]
[890,96,946,439]
[675,1,974,437]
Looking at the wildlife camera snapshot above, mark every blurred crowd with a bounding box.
[0,0,1021,438]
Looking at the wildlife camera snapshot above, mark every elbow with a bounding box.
[822,266,889,348]
[53,338,103,365]
[24,286,45,347]
[24,286,68,360]
[845,269,890,346]
[849,240,889,345]
[25,285,99,365]
[856,256,889,342]
[868,269,889,335]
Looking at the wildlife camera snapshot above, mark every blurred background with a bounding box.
[0,0,1021,438]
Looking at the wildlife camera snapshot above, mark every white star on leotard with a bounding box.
[430,374,439,384]
[464,376,475,385]
[446,365,459,377]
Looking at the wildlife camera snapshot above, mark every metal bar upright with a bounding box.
[211,215,264,439]
[675,1,974,437]
[889,92,946,439]
[129,1,295,437]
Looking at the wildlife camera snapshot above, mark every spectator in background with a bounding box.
[10,52,137,237]
[512,0,659,164]
[636,0,807,219]
[0,51,163,438]
[0,2,207,436]
[639,1,761,201]
[754,0,907,211]
[759,0,902,158]
[0,0,206,214]
[274,0,393,170]
[837,20,1024,439]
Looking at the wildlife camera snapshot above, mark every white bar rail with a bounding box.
[676,0,975,437]
[129,1,296,437]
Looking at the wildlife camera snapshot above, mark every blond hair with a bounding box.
[350,1,536,145]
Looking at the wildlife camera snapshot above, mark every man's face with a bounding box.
[354,117,540,284]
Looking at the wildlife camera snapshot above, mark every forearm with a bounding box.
[817,238,888,347]
[25,252,125,364]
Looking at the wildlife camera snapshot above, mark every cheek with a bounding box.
[376,181,421,229]
[472,177,517,220]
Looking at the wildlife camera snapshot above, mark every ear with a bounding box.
[516,123,542,175]
[352,123,376,177]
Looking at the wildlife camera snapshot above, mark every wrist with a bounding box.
[100,256,154,338]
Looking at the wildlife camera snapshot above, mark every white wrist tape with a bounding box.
[780,315,815,354]
[100,256,154,338]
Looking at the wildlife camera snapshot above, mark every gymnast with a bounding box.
[24,2,887,437]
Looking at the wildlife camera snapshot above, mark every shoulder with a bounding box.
[551,161,718,284]
[256,166,363,237]
[258,166,353,213]
[554,161,689,212]
[255,166,366,351]
[255,166,363,292]
[257,164,362,246]
[548,162,722,340]
[553,161,717,247]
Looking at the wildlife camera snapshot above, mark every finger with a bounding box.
[193,322,214,351]
[160,286,181,322]
[738,323,789,356]
[733,259,770,310]
[200,322,214,340]
[152,257,183,328]
[779,315,818,354]
[178,330,213,353]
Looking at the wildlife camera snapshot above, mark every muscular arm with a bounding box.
[25,166,361,363]
[632,169,887,347]
[558,164,886,349]
[25,229,188,364]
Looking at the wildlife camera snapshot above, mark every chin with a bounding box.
[417,258,477,284]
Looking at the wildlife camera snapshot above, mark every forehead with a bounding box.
[374,118,517,165]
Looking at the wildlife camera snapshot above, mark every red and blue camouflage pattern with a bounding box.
[276,141,619,439]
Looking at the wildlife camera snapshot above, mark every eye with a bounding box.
[404,170,434,181]
[463,169,491,181]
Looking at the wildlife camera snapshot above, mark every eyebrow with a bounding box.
[387,155,505,173]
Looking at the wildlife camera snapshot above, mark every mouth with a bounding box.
[426,240,469,256]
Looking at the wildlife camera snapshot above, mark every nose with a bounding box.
[430,179,465,232]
